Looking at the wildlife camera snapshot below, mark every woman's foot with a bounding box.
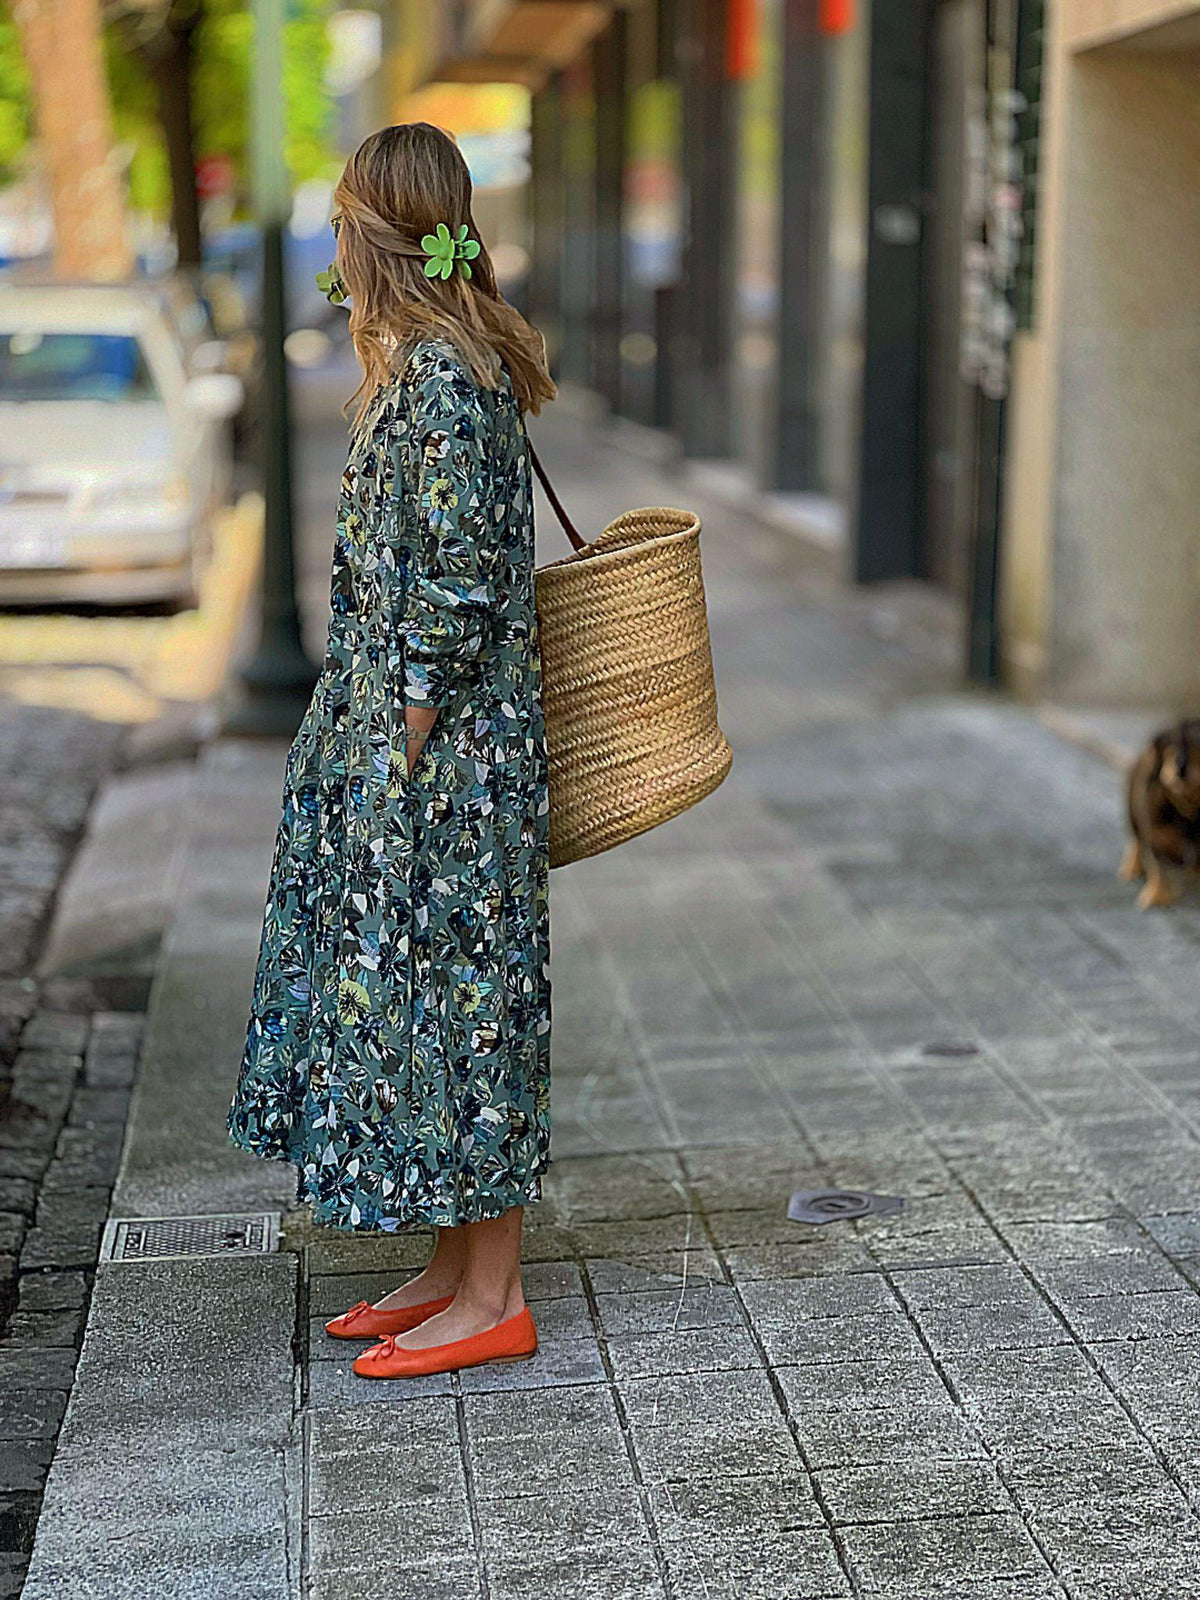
[325,1227,468,1338]
[393,1287,527,1351]
[325,1292,454,1341]
[373,1263,462,1312]
[348,1208,529,1369]
[374,1226,468,1311]
[353,1304,537,1380]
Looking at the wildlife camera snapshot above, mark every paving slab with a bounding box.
[891,1262,1034,1309]
[605,1322,763,1381]
[456,1338,608,1392]
[1070,1567,1200,1600]
[964,1388,1146,1460]
[462,1385,631,1498]
[840,1514,1048,1594]
[110,742,296,1221]
[790,1397,986,1471]
[21,1256,297,1600]
[817,1458,1012,1523]
[594,1281,743,1334]
[776,1353,952,1411]
[659,1526,849,1600]
[476,1485,651,1560]
[306,1400,465,1514]
[584,1249,725,1292]
[752,1303,927,1366]
[485,1542,664,1600]
[1060,1288,1200,1342]
[942,1344,1098,1401]
[619,1368,798,1482]
[307,1506,479,1600]
[912,1296,1070,1355]
[306,1359,455,1406]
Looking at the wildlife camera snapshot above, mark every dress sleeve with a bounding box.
[398,361,497,709]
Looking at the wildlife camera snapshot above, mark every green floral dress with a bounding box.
[228,339,551,1231]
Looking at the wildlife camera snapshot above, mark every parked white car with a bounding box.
[0,282,243,607]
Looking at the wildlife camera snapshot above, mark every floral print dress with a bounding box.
[227,339,551,1232]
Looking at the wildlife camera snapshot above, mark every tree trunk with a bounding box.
[139,10,202,269]
[12,0,133,280]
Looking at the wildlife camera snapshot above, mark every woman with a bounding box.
[227,123,555,1380]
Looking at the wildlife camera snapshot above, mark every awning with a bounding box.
[433,1,613,88]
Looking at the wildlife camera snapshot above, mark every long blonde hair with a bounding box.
[333,122,555,429]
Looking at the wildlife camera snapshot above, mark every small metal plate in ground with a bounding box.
[922,1041,979,1058]
[787,1189,906,1226]
[100,1213,280,1264]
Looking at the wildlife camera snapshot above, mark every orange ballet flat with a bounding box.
[325,1295,455,1341]
[353,1306,538,1379]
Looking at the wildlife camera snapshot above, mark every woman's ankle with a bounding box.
[413,1229,467,1293]
[376,1259,463,1309]
[452,1279,525,1325]
[416,1261,464,1294]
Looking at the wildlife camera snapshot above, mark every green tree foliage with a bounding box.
[0,0,337,215]
[105,14,166,215]
[0,8,32,185]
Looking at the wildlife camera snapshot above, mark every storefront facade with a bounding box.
[448,1,1000,627]
[419,0,1196,708]
[514,3,876,503]
[1001,0,1200,706]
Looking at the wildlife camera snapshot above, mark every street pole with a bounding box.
[226,0,319,736]
[966,0,1022,686]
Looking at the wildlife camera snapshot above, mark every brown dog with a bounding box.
[1121,719,1200,909]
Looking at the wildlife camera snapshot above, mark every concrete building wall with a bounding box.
[1000,0,1200,707]
[1051,39,1200,705]
[1061,0,1200,48]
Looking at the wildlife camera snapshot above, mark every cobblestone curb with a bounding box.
[0,700,142,1596]
[0,1002,146,1595]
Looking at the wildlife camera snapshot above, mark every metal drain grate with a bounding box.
[787,1189,906,1226]
[100,1213,280,1264]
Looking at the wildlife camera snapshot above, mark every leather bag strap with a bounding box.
[528,439,587,553]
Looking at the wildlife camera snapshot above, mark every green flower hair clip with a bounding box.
[316,264,347,305]
[421,222,481,281]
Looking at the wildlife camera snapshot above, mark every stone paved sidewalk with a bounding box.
[22,402,1200,1600]
[290,410,1200,1600]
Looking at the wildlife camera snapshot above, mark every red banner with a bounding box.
[820,0,856,33]
[726,0,759,81]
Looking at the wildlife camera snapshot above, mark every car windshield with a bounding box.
[0,331,159,402]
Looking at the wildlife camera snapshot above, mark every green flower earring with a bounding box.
[421,222,481,281]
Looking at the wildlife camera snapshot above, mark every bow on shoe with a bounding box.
[373,1335,400,1359]
[342,1300,373,1326]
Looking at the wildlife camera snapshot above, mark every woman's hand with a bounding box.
[405,707,440,777]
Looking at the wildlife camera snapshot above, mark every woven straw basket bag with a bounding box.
[529,446,733,869]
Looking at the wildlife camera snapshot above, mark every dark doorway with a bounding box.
[855,0,988,605]
[853,0,932,583]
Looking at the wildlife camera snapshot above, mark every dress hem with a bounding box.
[227,1124,549,1235]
